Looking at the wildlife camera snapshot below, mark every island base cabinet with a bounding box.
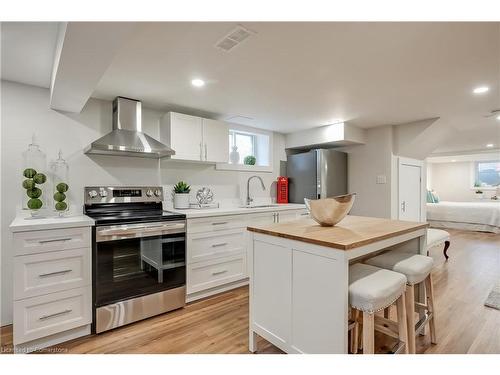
[249,233,349,354]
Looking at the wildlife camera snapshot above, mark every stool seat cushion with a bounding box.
[365,252,434,285]
[349,263,407,313]
[426,228,450,249]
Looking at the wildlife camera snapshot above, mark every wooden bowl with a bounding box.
[304,193,356,226]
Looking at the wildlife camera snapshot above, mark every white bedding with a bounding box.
[426,201,500,229]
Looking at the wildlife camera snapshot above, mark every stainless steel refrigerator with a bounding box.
[286,149,347,203]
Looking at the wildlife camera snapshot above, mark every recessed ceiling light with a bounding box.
[486,144,494,148]
[473,86,489,94]
[451,159,457,162]
[191,79,205,87]
[496,114,500,120]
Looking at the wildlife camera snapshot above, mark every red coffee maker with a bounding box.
[276,176,289,204]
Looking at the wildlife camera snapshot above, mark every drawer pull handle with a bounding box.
[300,212,309,216]
[211,242,228,248]
[39,309,72,321]
[38,238,72,244]
[39,269,72,278]
[212,222,228,226]
[212,270,228,276]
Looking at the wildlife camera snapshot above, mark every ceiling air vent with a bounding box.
[215,26,253,52]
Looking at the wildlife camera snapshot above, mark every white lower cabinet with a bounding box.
[188,254,247,294]
[14,247,90,300]
[11,226,92,352]
[186,208,307,301]
[13,286,91,345]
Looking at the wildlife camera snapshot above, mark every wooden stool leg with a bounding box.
[351,309,360,354]
[405,285,416,354]
[396,293,409,354]
[362,312,375,354]
[383,306,391,319]
[424,274,437,344]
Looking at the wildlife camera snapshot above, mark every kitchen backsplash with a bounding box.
[162,183,277,209]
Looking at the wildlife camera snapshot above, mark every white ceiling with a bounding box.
[1,22,499,153]
[1,22,59,88]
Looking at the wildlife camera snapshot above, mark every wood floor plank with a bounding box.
[1,229,498,354]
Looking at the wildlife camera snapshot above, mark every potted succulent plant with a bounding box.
[173,181,191,209]
[244,155,256,165]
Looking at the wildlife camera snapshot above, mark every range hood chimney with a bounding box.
[84,97,175,158]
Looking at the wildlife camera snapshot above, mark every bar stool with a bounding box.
[348,263,409,354]
[365,251,436,354]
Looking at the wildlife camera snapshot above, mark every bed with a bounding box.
[426,201,500,234]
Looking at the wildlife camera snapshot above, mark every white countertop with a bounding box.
[168,203,306,219]
[10,212,95,232]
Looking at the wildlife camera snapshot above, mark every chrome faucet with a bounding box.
[246,176,266,206]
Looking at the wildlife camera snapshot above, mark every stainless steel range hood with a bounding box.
[84,97,175,158]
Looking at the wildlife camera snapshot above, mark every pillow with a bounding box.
[431,190,440,203]
[426,190,435,203]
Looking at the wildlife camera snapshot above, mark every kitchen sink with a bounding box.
[239,204,280,208]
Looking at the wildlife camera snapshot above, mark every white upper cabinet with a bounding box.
[202,118,229,163]
[161,113,229,163]
[161,112,203,161]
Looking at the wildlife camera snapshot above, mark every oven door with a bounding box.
[94,221,186,307]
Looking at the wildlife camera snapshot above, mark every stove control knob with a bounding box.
[99,190,108,198]
[88,190,98,199]
[154,189,162,197]
[146,189,153,197]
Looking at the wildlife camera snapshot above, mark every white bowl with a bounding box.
[304,193,356,227]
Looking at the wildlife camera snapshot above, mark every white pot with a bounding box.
[229,146,240,164]
[174,193,190,209]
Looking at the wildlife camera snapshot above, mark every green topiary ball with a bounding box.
[33,173,47,184]
[22,179,35,190]
[54,192,66,202]
[56,182,69,193]
[27,198,43,210]
[23,168,37,178]
[27,187,42,198]
[55,201,67,211]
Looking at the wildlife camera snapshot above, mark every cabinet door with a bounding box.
[202,118,229,163]
[169,113,203,161]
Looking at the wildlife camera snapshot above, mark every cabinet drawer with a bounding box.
[278,209,309,223]
[13,286,91,345]
[13,227,91,256]
[187,215,247,234]
[188,229,245,264]
[14,248,91,300]
[187,255,247,294]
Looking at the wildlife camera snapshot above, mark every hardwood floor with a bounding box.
[1,229,499,354]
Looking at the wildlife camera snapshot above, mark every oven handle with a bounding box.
[96,221,186,242]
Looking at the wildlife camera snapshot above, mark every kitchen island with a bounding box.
[247,215,428,354]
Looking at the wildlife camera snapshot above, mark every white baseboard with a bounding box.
[186,279,249,303]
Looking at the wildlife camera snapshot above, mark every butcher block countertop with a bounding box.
[247,215,428,250]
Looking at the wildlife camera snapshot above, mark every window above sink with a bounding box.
[216,123,274,173]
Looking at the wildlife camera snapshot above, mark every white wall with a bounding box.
[0,80,284,326]
[428,161,496,201]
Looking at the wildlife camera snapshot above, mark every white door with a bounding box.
[202,118,229,163]
[398,159,422,222]
[169,113,203,161]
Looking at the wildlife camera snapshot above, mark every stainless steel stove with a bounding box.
[84,186,186,333]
